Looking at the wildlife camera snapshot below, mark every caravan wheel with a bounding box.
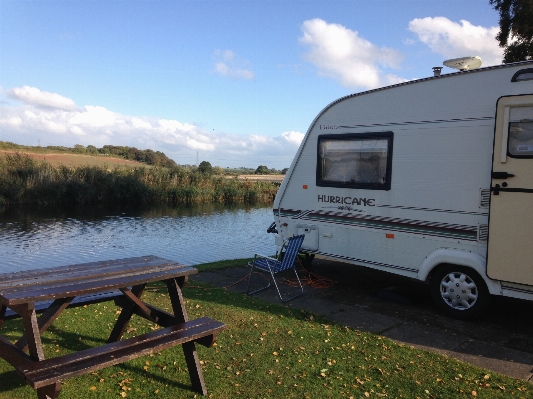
[430,265,490,320]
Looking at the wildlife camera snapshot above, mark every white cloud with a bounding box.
[212,49,255,80]
[408,17,503,66]
[281,131,304,146]
[0,86,301,168]
[131,117,152,130]
[69,106,117,127]
[6,86,81,111]
[5,116,22,126]
[186,137,215,151]
[159,119,196,132]
[299,18,406,90]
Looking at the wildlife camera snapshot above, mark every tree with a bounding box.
[490,0,533,63]
[86,145,98,155]
[198,161,213,175]
[255,165,269,175]
[73,144,86,154]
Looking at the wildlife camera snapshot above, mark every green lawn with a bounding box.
[0,268,530,398]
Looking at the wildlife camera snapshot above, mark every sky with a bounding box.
[0,0,504,169]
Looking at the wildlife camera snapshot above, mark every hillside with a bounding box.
[0,150,147,169]
[0,141,176,168]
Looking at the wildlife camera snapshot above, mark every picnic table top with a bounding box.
[0,255,197,307]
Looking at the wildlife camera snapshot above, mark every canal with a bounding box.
[0,203,276,273]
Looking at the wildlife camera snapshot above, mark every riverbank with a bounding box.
[0,153,279,207]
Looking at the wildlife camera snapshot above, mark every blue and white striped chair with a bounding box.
[246,234,305,302]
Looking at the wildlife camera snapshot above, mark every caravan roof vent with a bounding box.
[443,56,482,71]
[432,67,443,77]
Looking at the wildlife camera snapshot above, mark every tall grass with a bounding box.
[0,153,278,206]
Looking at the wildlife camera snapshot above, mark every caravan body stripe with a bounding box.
[337,116,493,129]
[277,208,478,241]
[376,204,488,216]
[303,251,417,273]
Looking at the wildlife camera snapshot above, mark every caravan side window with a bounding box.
[316,132,393,190]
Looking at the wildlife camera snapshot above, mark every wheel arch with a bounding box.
[418,248,501,295]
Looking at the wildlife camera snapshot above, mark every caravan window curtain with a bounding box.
[316,132,393,190]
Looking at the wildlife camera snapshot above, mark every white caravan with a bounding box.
[272,60,533,319]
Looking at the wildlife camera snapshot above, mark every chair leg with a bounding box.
[271,267,304,303]
[246,262,272,296]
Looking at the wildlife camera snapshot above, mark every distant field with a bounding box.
[236,174,285,182]
[0,150,146,168]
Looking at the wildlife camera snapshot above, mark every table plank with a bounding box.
[1,268,196,306]
[19,317,220,374]
[1,263,192,297]
[0,256,197,306]
[0,256,176,288]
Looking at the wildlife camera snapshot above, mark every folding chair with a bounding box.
[246,234,305,302]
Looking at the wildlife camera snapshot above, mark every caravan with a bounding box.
[272,60,533,319]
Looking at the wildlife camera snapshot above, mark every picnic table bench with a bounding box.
[0,256,226,399]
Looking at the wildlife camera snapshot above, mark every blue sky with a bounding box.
[0,0,502,169]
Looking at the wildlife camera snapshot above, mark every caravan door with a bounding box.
[487,95,533,285]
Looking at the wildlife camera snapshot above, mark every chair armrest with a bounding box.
[252,254,277,262]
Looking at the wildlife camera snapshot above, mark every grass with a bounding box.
[194,258,255,273]
[0,263,530,398]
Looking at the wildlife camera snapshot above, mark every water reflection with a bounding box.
[0,203,276,274]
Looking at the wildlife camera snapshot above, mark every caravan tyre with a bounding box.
[430,265,490,320]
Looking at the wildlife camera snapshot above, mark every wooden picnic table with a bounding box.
[0,255,226,399]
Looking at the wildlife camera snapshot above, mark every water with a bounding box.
[0,203,276,274]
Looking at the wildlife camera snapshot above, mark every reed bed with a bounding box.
[0,153,278,206]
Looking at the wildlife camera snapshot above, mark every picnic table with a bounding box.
[0,256,226,399]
